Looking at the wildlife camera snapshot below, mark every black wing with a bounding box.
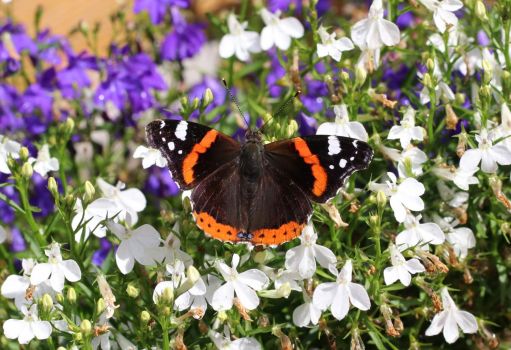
[146,119,241,190]
[264,135,373,202]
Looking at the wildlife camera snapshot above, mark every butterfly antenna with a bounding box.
[222,78,250,128]
[260,90,301,133]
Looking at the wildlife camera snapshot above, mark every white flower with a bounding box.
[351,0,400,50]
[419,0,463,33]
[108,221,161,274]
[259,9,304,51]
[356,45,381,71]
[369,172,425,223]
[1,259,36,308]
[0,225,6,243]
[316,104,368,141]
[436,180,469,208]
[316,26,354,62]
[209,329,261,350]
[72,199,108,242]
[312,260,371,321]
[434,216,475,260]
[495,103,511,151]
[133,145,167,169]
[92,330,111,350]
[28,144,59,177]
[0,135,21,174]
[384,243,425,286]
[419,61,455,104]
[274,269,302,292]
[219,14,261,61]
[153,280,175,304]
[3,304,52,344]
[285,223,337,279]
[425,287,478,343]
[92,178,147,224]
[153,223,193,267]
[388,107,425,148]
[211,254,269,311]
[293,295,322,327]
[460,129,511,173]
[30,243,81,292]
[395,214,445,251]
[397,147,428,178]
[175,275,208,319]
[432,165,479,191]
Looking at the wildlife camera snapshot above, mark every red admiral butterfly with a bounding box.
[146,119,373,246]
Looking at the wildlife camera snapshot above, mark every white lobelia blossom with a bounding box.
[285,223,337,279]
[434,216,476,260]
[219,14,261,61]
[351,0,400,50]
[133,145,167,169]
[273,269,302,292]
[316,26,354,62]
[395,214,445,251]
[107,221,161,274]
[209,329,261,350]
[28,144,59,177]
[459,129,511,173]
[211,254,269,311]
[2,259,37,308]
[425,287,478,343]
[30,242,81,292]
[175,274,221,319]
[0,135,21,174]
[72,199,108,242]
[495,103,511,151]
[384,243,425,286]
[91,178,147,224]
[312,260,371,321]
[3,304,52,344]
[432,165,479,191]
[397,147,428,178]
[369,172,425,223]
[293,294,322,327]
[153,223,193,267]
[0,225,5,243]
[419,60,455,105]
[418,0,463,33]
[316,104,368,141]
[91,313,111,350]
[387,107,425,148]
[436,180,469,208]
[259,8,304,51]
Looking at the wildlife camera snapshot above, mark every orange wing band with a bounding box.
[193,211,240,242]
[251,221,305,245]
[293,138,327,197]
[182,130,218,184]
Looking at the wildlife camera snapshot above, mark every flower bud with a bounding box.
[340,71,350,82]
[217,310,228,322]
[455,92,465,105]
[203,88,214,107]
[369,214,379,227]
[422,73,433,89]
[140,310,151,324]
[445,104,458,130]
[177,266,200,295]
[80,319,92,335]
[180,96,189,109]
[48,177,59,198]
[65,117,75,134]
[41,293,54,312]
[84,180,95,202]
[191,97,200,110]
[67,287,77,304]
[21,162,33,178]
[253,250,267,264]
[426,58,435,71]
[376,190,387,211]
[479,85,491,98]
[161,306,172,317]
[355,65,367,86]
[482,59,493,85]
[286,120,298,137]
[126,283,140,298]
[19,146,29,161]
[475,1,487,21]
[160,285,174,305]
[56,293,64,304]
[97,298,106,314]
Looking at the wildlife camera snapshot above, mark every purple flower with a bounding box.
[34,29,68,65]
[266,51,287,98]
[56,52,98,99]
[95,52,167,116]
[396,10,414,29]
[269,0,329,16]
[0,21,37,76]
[134,0,189,24]
[92,238,113,266]
[10,227,26,253]
[19,84,54,135]
[477,30,490,46]
[160,7,206,61]
[0,177,18,224]
[297,111,317,136]
[0,84,23,132]
[145,167,180,198]
[300,78,328,114]
[30,173,58,218]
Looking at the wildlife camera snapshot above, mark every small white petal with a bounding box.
[211,283,235,311]
[348,283,371,310]
[30,263,52,286]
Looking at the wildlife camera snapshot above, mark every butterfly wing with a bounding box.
[264,135,373,203]
[146,119,241,190]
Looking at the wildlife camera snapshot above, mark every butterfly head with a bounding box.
[245,128,262,143]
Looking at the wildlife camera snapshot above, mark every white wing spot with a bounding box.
[329,165,334,170]
[339,158,347,168]
[178,150,183,155]
[162,137,166,142]
[167,142,175,151]
[175,121,188,141]
[350,156,355,161]
[160,120,165,129]
[328,136,341,155]
[352,140,358,147]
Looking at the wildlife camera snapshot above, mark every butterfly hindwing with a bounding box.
[146,119,241,189]
[264,135,373,202]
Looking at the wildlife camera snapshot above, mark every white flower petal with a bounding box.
[330,285,350,320]
[238,269,269,291]
[443,312,460,343]
[233,280,259,310]
[30,263,52,286]
[32,321,52,340]
[425,311,448,336]
[455,310,478,334]
[211,283,235,311]
[348,283,371,310]
[60,260,82,282]
[3,319,23,340]
[116,242,135,275]
[312,282,337,311]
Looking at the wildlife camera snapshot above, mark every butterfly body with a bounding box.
[146,119,373,246]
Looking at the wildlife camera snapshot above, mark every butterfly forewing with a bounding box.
[146,119,241,190]
[264,135,373,202]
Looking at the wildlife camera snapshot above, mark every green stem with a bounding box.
[427,93,436,146]
[161,318,170,350]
